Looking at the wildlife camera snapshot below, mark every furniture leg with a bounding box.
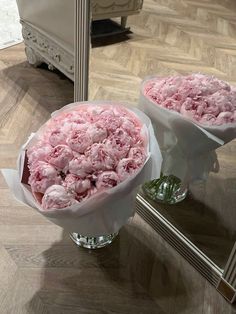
[121,16,128,28]
[25,46,42,67]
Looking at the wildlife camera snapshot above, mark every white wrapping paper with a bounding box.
[1,101,162,236]
[139,77,236,183]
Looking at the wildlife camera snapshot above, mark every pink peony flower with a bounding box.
[215,112,235,125]
[27,143,52,165]
[28,162,62,193]
[42,185,76,210]
[94,110,122,133]
[144,74,236,126]
[116,158,139,181]
[207,90,235,112]
[86,143,117,171]
[162,98,182,112]
[128,147,146,166]
[49,128,67,147]
[96,171,120,190]
[76,186,98,202]
[53,111,87,126]
[65,113,87,125]
[69,155,93,178]
[104,128,133,159]
[63,174,91,194]
[67,125,93,153]
[199,114,217,125]
[86,105,107,117]
[121,116,143,140]
[46,145,73,170]
[87,122,107,143]
[121,117,136,133]
[113,106,142,128]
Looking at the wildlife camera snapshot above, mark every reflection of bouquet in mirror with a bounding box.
[140,74,236,204]
[2,102,162,249]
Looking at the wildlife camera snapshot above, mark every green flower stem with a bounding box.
[143,174,182,204]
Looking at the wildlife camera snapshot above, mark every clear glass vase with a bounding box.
[142,173,188,204]
[70,232,118,249]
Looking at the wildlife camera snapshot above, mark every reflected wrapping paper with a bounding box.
[139,77,236,184]
[1,101,162,236]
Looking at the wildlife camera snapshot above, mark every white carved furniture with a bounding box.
[16,0,143,88]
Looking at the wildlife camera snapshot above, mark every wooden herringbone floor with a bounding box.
[1,0,236,313]
[89,0,236,102]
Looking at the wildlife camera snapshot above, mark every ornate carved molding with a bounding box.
[92,0,143,15]
[24,46,43,67]
[21,21,74,80]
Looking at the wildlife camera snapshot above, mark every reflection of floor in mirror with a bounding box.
[140,137,236,270]
[1,0,236,312]
[143,184,235,271]
[89,1,236,103]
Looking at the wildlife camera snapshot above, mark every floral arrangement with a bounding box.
[27,104,147,210]
[2,102,162,236]
[144,73,236,126]
[139,74,236,187]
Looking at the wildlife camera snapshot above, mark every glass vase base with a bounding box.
[70,232,118,249]
[143,174,188,205]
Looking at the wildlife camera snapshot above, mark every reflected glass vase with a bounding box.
[70,232,119,249]
[142,173,188,204]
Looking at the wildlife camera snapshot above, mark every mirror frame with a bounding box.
[73,0,236,303]
[74,0,91,102]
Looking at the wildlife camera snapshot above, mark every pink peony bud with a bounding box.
[49,128,67,147]
[46,145,73,170]
[199,114,217,125]
[95,111,122,133]
[67,126,93,153]
[104,128,133,159]
[116,158,139,181]
[76,186,98,202]
[128,147,146,166]
[42,185,76,210]
[27,143,52,165]
[87,123,107,143]
[63,174,91,194]
[69,155,93,178]
[28,162,61,193]
[96,171,120,190]
[53,111,87,125]
[215,112,234,125]
[86,143,117,171]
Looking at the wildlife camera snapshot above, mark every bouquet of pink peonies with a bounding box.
[139,73,236,184]
[2,102,162,236]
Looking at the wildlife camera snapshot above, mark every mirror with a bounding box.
[137,140,236,299]
[87,0,236,303]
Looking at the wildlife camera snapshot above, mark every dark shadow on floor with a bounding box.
[26,224,192,314]
[91,19,132,48]
[1,60,74,115]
